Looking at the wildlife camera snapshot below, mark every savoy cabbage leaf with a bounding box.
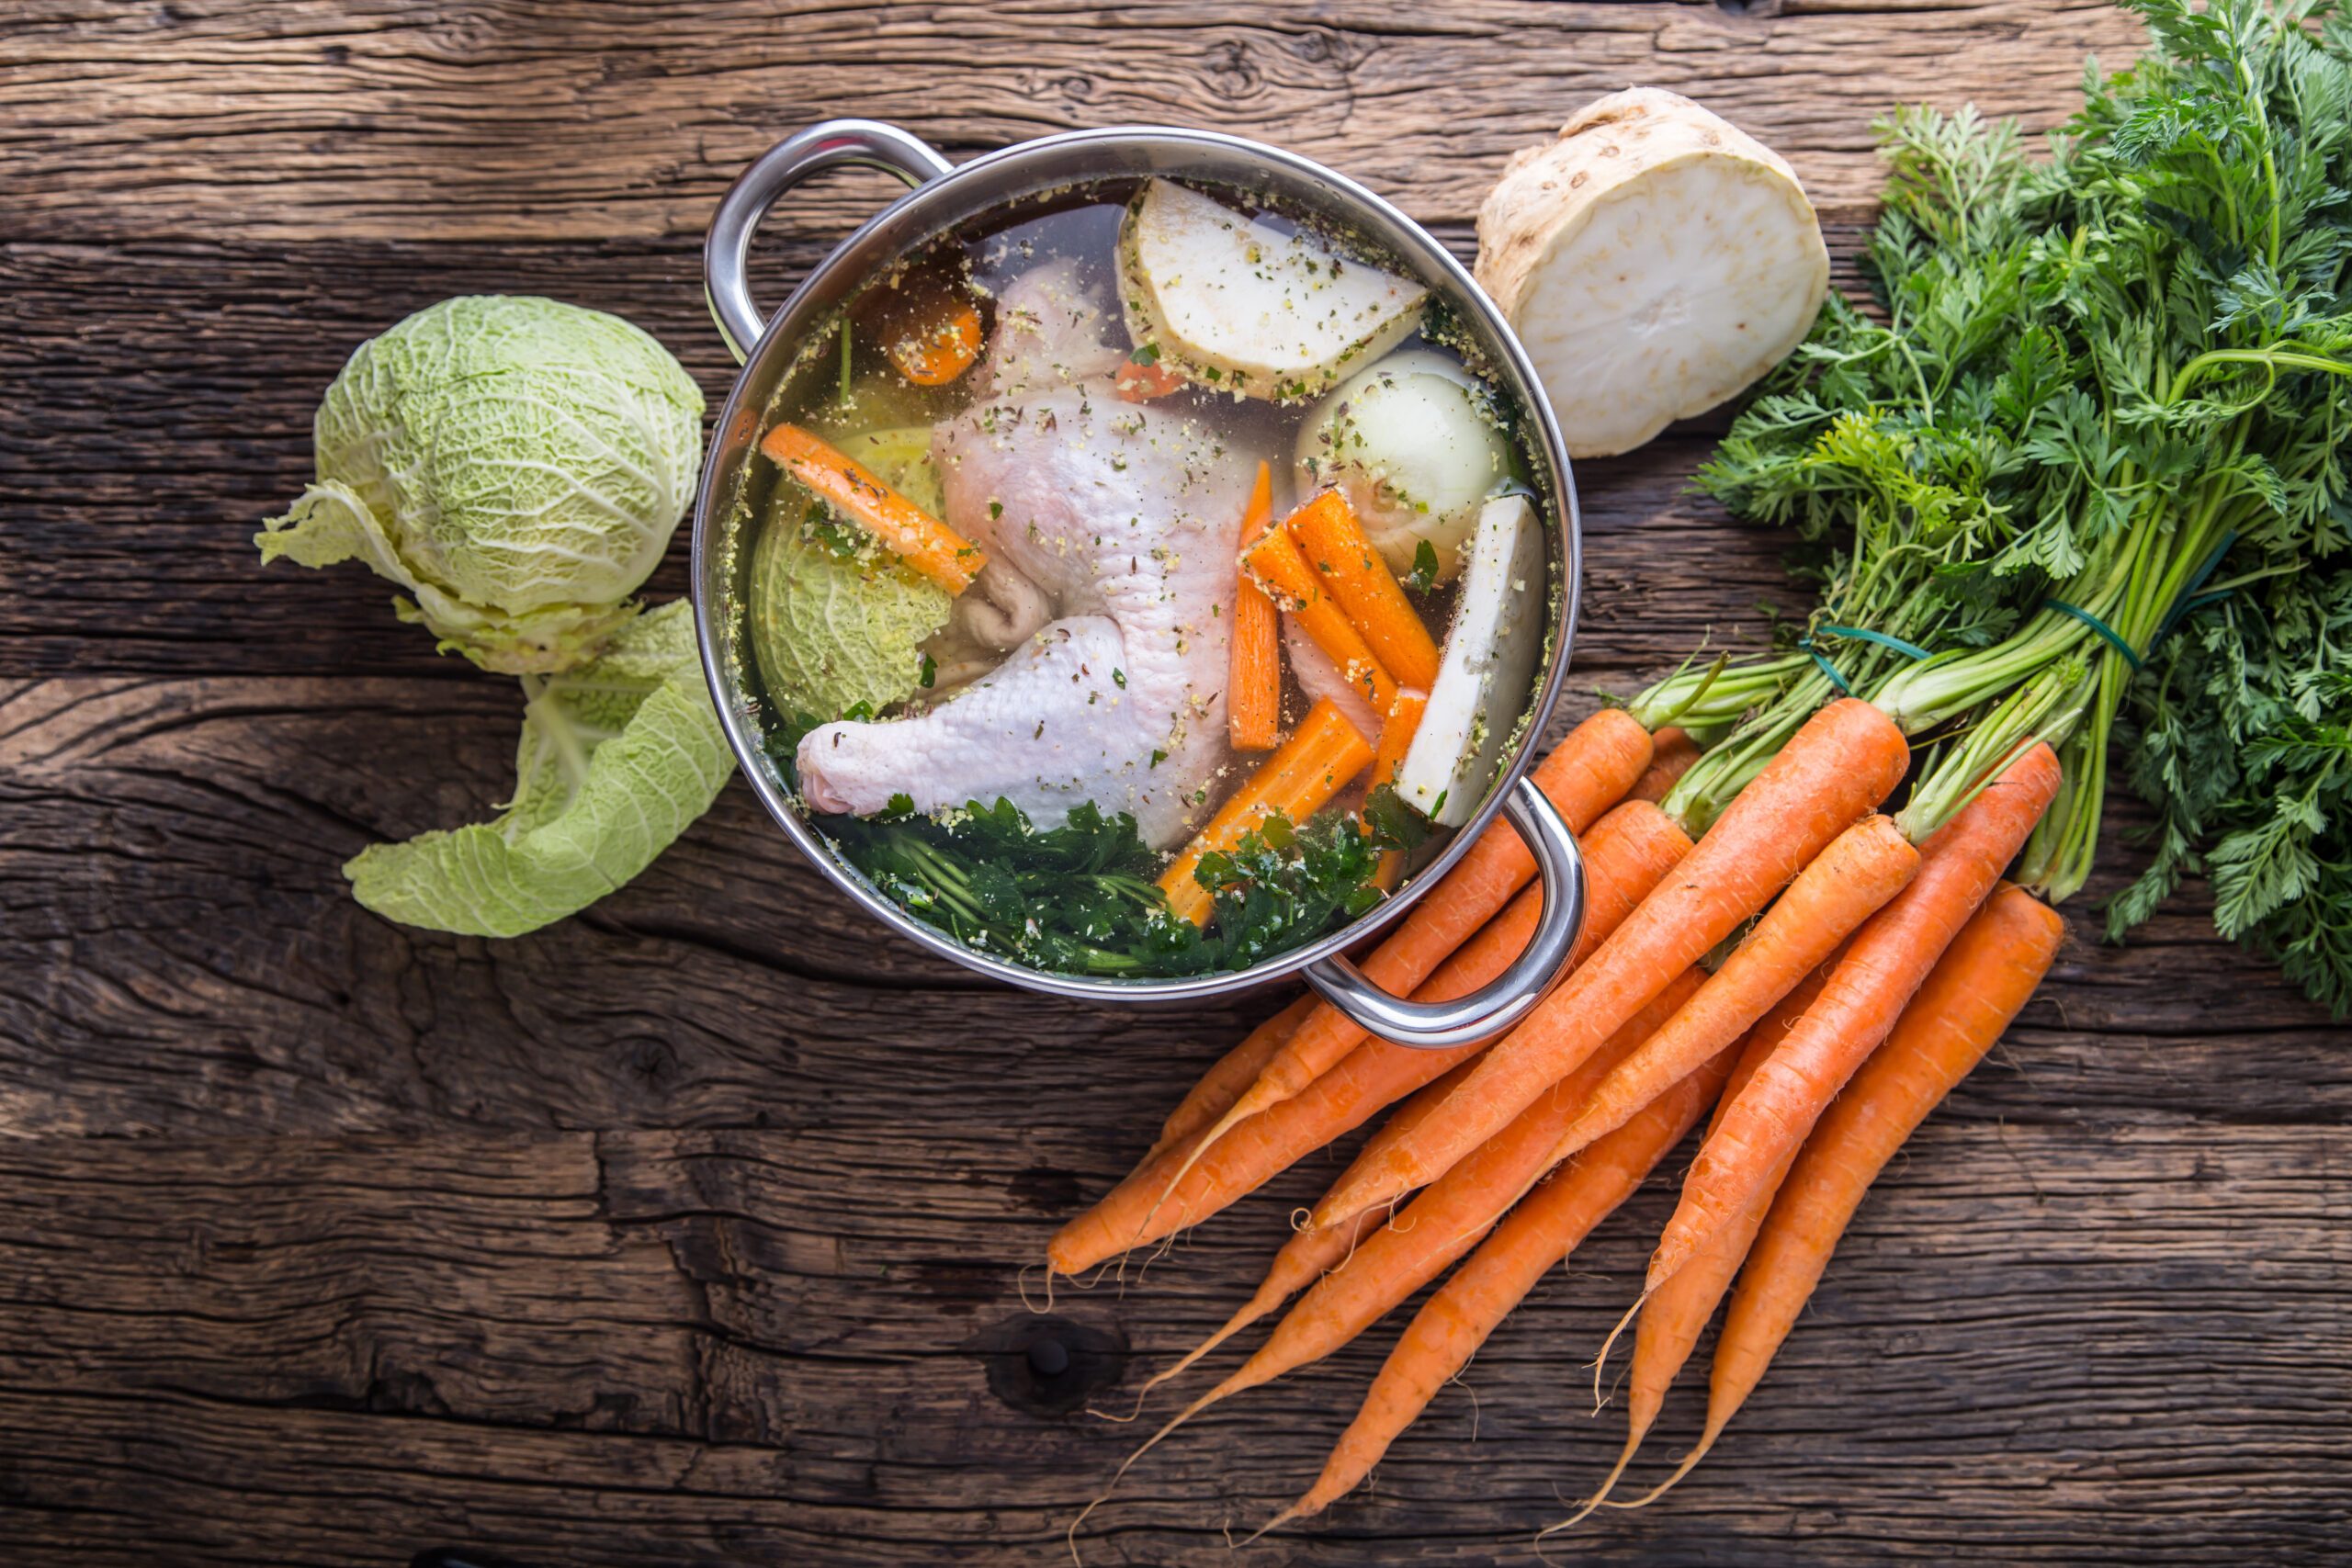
[345,600,735,937]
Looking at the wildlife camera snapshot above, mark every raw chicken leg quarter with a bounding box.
[798,264,1271,850]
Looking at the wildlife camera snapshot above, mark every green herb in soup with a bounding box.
[747,178,1552,977]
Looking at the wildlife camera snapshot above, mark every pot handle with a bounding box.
[705,119,956,365]
[1303,774,1588,1050]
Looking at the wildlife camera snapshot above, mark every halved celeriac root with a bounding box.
[1475,88,1829,457]
[1394,493,1545,829]
[1119,179,1427,402]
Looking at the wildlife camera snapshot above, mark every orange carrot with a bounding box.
[1629,885,2064,1504]
[1631,726,1702,804]
[1109,972,1705,1484]
[1243,516,1397,715]
[1141,712,1655,1225]
[1259,967,1699,1354]
[1368,688,1430,889]
[1202,710,1653,1139]
[760,423,984,595]
[1546,815,1918,1166]
[877,280,982,386]
[1561,962,1831,1525]
[1135,1057,1481,1399]
[1287,489,1442,691]
[1645,742,2062,1292]
[1144,991,1318,1164]
[1227,463,1282,752]
[1309,697,1912,1228]
[1115,357,1186,401]
[1046,799,1691,1277]
[1265,1041,1739,1530]
[1280,967,1702,1314]
[1157,699,1374,927]
[1371,689,1430,793]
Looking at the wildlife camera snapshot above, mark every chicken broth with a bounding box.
[746,176,1553,977]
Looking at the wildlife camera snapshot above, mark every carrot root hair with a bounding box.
[1069,1373,1244,1553]
[1134,1281,1281,1404]
[1240,1503,1307,1548]
[1607,1428,1720,1510]
[1589,1291,1649,1411]
[1018,1258,1059,1315]
[1543,1427,1644,1538]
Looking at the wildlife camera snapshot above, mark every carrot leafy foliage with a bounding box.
[1649,0,2352,1013]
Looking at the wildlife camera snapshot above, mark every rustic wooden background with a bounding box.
[5,2,2346,1563]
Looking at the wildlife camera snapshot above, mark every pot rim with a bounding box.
[690,122,1584,1003]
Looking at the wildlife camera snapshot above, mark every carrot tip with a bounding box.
[1240,1504,1306,1547]
[1018,1259,1057,1315]
[1540,1429,1641,1540]
[1609,1433,1715,1510]
[1589,1290,1649,1410]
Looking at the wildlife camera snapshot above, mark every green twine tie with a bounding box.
[2151,530,2242,649]
[2043,532,2243,675]
[1799,624,1936,696]
[2042,599,2144,672]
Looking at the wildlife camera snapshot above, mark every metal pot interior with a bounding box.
[695,128,1582,999]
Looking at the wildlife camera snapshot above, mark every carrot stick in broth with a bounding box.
[876,281,983,387]
[760,423,984,595]
[1156,699,1373,927]
[1242,520,1398,715]
[1288,489,1443,691]
[1368,689,1430,889]
[1309,698,1912,1228]
[1227,463,1283,752]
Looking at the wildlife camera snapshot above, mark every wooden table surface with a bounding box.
[5,2,2347,1563]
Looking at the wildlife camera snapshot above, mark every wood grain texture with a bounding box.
[0,1123,2345,1566]
[7,0,2145,242]
[0,229,1843,682]
[4,0,2346,1563]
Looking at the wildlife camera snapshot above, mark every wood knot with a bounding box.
[967,1313,1126,1418]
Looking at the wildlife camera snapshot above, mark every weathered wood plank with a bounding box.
[0,1124,2341,1564]
[0,229,1833,681]
[3,673,2342,1142]
[7,1,2145,243]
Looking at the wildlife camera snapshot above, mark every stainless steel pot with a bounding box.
[692,119,1586,1047]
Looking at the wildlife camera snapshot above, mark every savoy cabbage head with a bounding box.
[257,295,706,673]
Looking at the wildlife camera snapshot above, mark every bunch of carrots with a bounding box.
[1048,697,2069,1546]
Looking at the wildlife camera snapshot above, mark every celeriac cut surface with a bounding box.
[1476,87,1828,457]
